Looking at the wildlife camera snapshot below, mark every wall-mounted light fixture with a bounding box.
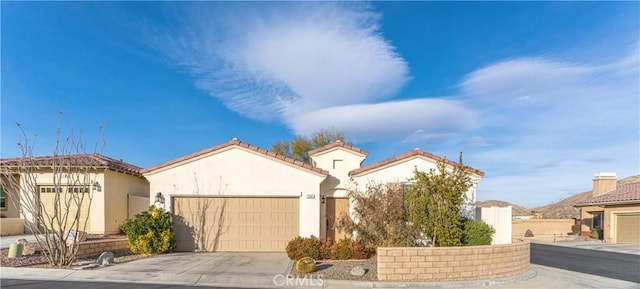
[154,192,165,208]
[92,181,102,192]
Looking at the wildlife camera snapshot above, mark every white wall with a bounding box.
[144,146,327,237]
[476,206,512,245]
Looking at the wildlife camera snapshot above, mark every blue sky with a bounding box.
[2,2,638,208]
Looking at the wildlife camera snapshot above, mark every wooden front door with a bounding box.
[326,197,350,241]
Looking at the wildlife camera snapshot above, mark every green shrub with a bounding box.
[590,230,602,240]
[120,206,176,254]
[571,225,581,235]
[461,219,495,246]
[319,239,336,260]
[334,238,354,260]
[352,241,370,259]
[286,236,305,260]
[286,236,321,260]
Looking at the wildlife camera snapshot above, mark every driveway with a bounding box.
[96,252,292,287]
[0,234,40,249]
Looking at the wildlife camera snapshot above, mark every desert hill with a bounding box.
[478,175,640,219]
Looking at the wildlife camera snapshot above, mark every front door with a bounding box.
[326,197,349,241]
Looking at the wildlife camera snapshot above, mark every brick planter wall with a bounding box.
[377,241,530,281]
[76,239,129,258]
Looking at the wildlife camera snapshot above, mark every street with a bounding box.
[0,279,239,289]
[531,243,640,283]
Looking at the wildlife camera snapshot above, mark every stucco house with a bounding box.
[143,138,484,252]
[0,154,149,235]
[575,172,640,244]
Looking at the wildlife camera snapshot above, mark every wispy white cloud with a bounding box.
[463,47,639,207]
[152,2,416,125]
[289,98,476,142]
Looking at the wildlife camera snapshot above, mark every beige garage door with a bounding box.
[616,214,640,244]
[173,197,299,252]
[39,186,91,233]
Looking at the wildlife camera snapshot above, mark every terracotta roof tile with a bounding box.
[575,182,640,206]
[142,138,328,176]
[0,154,143,176]
[308,140,368,157]
[348,148,485,177]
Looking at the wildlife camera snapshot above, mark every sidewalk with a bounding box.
[0,234,40,250]
[529,238,640,255]
[1,264,638,288]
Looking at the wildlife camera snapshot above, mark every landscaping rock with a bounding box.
[350,266,366,277]
[525,229,534,237]
[97,252,115,266]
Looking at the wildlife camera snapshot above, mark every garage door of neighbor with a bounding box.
[616,214,640,244]
[173,197,299,252]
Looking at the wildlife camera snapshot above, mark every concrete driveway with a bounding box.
[97,252,293,287]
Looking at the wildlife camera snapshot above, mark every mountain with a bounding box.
[532,175,640,219]
[476,200,531,216]
[478,175,640,219]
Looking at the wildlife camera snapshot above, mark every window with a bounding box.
[332,159,343,169]
[592,212,604,230]
[39,186,63,193]
[0,186,6,210]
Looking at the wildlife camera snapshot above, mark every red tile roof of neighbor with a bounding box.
[348,148,485,177]
[308,140,368,157]
[0,154,143,176]
[575,182,640,206]
[142,138,329,176]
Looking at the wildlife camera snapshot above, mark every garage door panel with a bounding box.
[617,214,640,244]
[173,197,299,252]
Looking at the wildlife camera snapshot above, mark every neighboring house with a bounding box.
[143,138,484,252]
[575,172,640,244]
[0,154,149,235]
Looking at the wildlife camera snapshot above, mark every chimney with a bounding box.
[592,172,617,197]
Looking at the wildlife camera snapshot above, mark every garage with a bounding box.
[616,214,640,244]
[39,185,91,232]
[172,196,299,252]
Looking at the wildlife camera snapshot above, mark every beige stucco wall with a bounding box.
[512,219,574,238]
[1,174,21,219]
[144,146,326,238]
[17,169,105,234]
[311,148,366,239]
[103,170,149,234]
[352,156,481,218]
[0,218,25,236]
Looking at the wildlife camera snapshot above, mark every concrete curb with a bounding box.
[1,266,537,289]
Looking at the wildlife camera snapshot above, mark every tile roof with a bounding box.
[142,138,329,176]
[348,148,485,177]
[0,154,143,176]
[308,140,368,157]
[575,182,640,206]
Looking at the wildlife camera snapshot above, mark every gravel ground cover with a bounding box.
[0,234,149,268]
[289,258,377,281]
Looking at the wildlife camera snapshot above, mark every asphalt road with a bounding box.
[531,243,640,283]
[0,279,246,289]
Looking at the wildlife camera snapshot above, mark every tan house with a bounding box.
[0,154,149,235]
[143,138,484,252]
[575,173,640,244]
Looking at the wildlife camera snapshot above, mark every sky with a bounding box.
[1,2,638,208]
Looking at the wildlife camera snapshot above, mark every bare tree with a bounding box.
[0,117,105,267]
[173,174,228,252]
